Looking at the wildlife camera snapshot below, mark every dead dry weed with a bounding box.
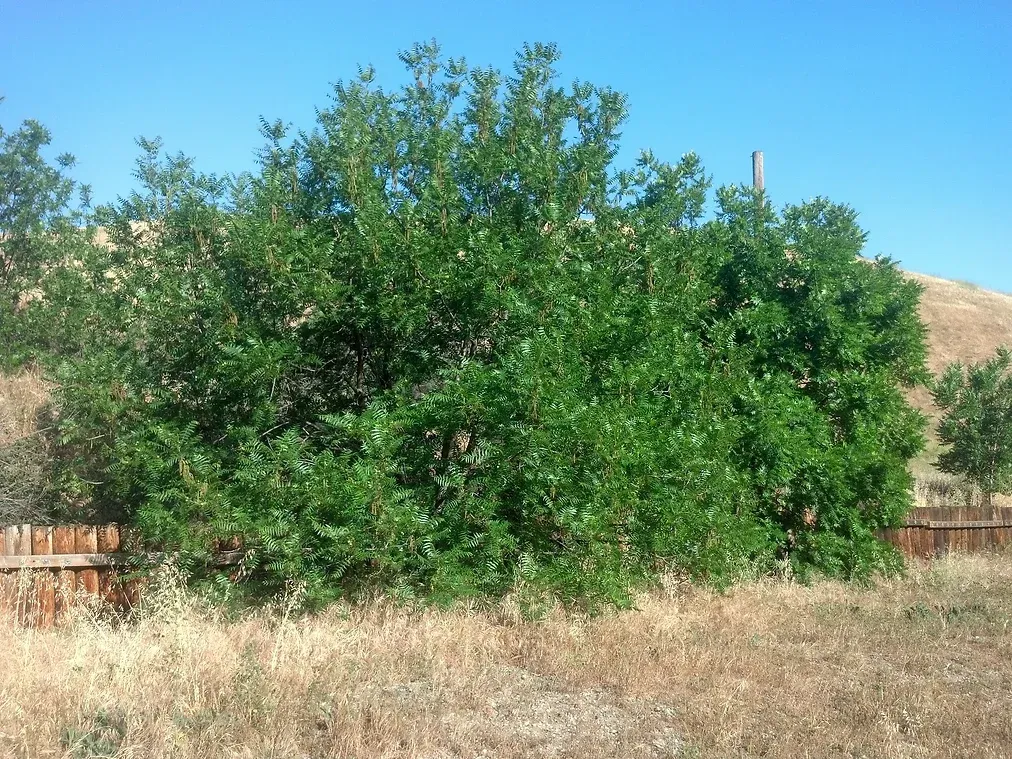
[0,367,54,523]
[0,367,51,446]
[1,555,1011,758]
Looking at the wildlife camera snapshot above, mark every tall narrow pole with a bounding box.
[752,150,765,208]
[752,150,764,192]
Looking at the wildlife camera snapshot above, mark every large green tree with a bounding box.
[23,43,927,605]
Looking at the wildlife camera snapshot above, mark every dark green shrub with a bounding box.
[14,43,927,606]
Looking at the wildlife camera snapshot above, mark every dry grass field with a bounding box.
[1,555,1011,758]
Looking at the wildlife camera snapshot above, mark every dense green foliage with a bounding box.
[4,44,928,606]
[0,109,92,361]
[934,348,1012,506]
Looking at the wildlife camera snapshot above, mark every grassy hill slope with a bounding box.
[911,271,1012,380]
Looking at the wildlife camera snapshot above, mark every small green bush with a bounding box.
[933,347,1012,506]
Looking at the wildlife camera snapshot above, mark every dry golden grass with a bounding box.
[910,272,1012,378]
[0,367,54,523]
[2,556,1012,758]
[0,366,51,446]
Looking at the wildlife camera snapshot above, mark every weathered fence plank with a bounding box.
[97,524,122,606]
[53,526,76,619]
[0,553,128,569]
[74,526,99,595]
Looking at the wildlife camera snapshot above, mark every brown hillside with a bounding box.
[906,272,1012,424]
[911,272,1012,376]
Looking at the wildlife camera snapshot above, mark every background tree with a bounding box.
[0,107,98,523]
[933,348,1012,507]
[0,115,74,276]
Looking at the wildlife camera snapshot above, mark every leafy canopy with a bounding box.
[10,42,928,606]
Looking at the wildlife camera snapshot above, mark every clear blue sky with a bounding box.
[2,1,1010,288]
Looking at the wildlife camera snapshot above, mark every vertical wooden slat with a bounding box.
[30,526,55,628]
[123,576,142,611]
[75,526,99,595]
[96,524,120,553]
[53,526,77,620]
[30,526,52,556]
[118,525,142,609]
[97,525,123,607]
[6,525,31,556]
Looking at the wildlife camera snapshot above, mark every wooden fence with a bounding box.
[0,523,246,627]
[3,510,1008,626]
[880,507,1012,557]
[0,524,141,626]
